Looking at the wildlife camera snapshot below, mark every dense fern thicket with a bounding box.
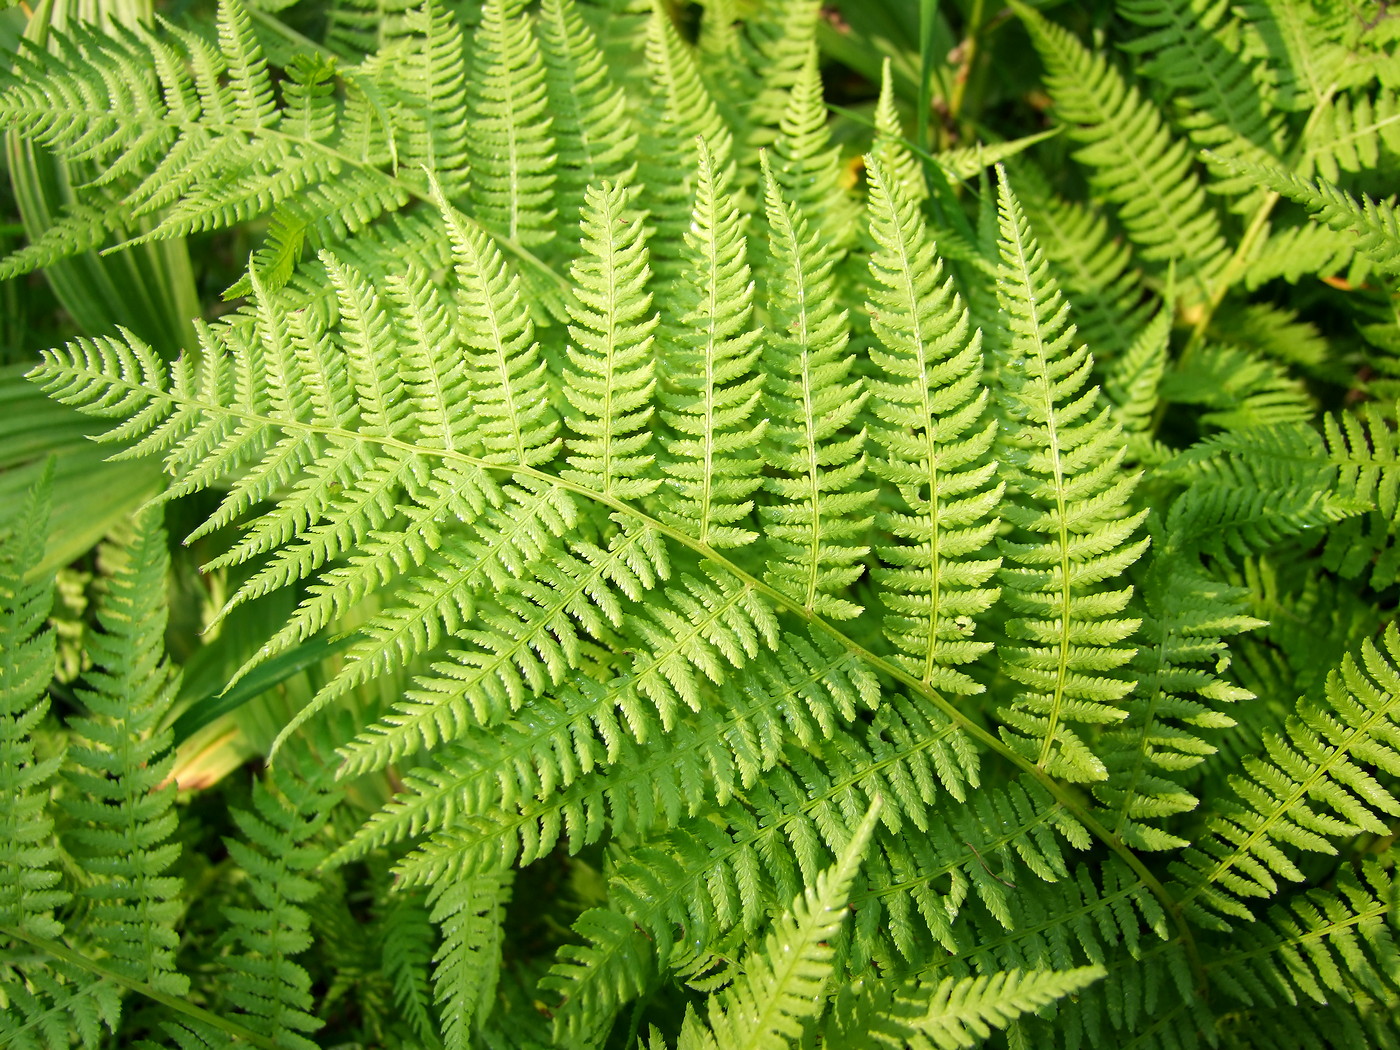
[4,0,1400,1046]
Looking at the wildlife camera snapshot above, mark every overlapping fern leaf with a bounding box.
[1011,1,1228,295]
[1171,622,1400,927]
[862,157,1001,692]
[988,168,1150,782]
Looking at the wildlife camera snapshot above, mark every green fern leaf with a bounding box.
[822,965,1105,1050]
[1221,160,1400,273]
[0,471,63,942]
[60,510,186,998]
[863,156,1002,692]
[990,167,1150,783]
[539,0,638,229]
[677,799,882,1050]
[467,0,556,248]
[431,869,512,1048]
[757,157,874,620]
[561,178,660,500]
[1011,1,1228,295]
[218,761,334,1050]
[657,137,766,549]
[1171,622,1400,926]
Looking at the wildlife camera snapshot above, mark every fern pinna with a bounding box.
[6,0,1400,1047]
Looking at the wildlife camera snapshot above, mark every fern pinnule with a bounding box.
[539,0,638,229]
[863,156,1003,693]
[990,168,1150,784]
[757,156,875,621]
[466,0,556,249]
[1011,1,1228,294]
[657,137,766,549]
[562,178,660,500]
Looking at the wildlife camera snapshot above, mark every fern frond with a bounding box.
[637,6,733,279]
[990,168,1150,783]
[0,472,63,942]
[1011,164,1154,362]
[1011,1,1228,294]
[430,869,512,1048]
[1236,0,1349,113]
[218,761,334,1050]
[1321,402,1400,586]
[757,158,875,620]
[871,59,926,205]
[60,509,186,998]
[1222,160,1400,273]
[1161,343,1314,431]
[438,190,562,465]
[657,137,766,549]
[561,179,660,500]
[738,0,822,147]
[770,45,857,251]
[1117,0,1284,205]
[377,886,437,1047]
[822,966,1105,1050]
[862,157,1002,691]
[539,0,638,228]
[1102,300,1170,457]
[1171,622,1400,926]
[677,799,881,1050]
[399,0,471,194]
[466,0,556,248]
